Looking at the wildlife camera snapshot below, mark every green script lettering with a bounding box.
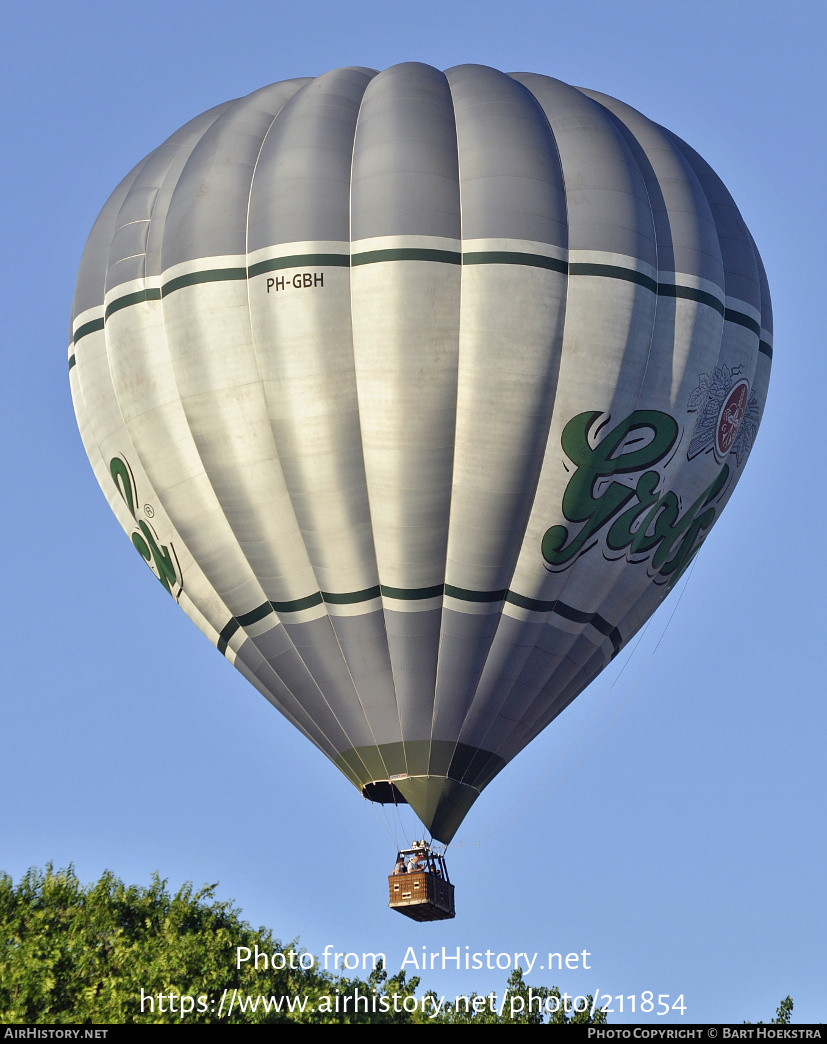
[110,457,136,519]
[111,455,179,597]
[542,411,727,582]
[132,522,178,595]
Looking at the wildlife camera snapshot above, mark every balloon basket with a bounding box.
[388,844,456,921]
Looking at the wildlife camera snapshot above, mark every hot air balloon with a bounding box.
[69,65,771,870]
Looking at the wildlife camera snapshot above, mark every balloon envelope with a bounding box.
[69,65,771,843]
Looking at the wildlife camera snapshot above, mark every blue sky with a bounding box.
[2,0,825,1024]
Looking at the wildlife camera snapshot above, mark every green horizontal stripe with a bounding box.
[506,591,559,614]
[322,586,381,604]
[104,288,160,321]
[236,602,274,627]
[462,250,567,274]
[248,254,350,277]
[162,267,246,298]
[569,262,658,294]
[724,307,761,337]
[444,584,507,603]
[380,583,444,600]
[68,354,76,371]
[218,585,622,657]
[72,316,104,345]
[505,593,621,654]
[658,282,725,317]
[351,247,461,266]
[234,591,325,628]
[271,591,324,613]
[74,252,769,366]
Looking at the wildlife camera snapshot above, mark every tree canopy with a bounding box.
[0,865,788,1025]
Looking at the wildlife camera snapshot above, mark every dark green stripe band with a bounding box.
[236,602,275,627]
[505,591,562,615]
[272,591,324,613]
[658,283,725,317]
[73,253,770,365]
[444,585,508,603]
[463,250,567,274]
[351,247,461,266]
[505,592,621,654]
[321,586,381,604]
[162,268,247,298]
[68,354,76,371]
[248,254,350,277]
[724,307,761,337]
[380,583,444,600]
[104,288,161,321]
[219,585,622,657]
[234,591,326,630]
[569,262,658,294]
[72,317,104,345]
[233,597,327,626]
[216,618,240,656]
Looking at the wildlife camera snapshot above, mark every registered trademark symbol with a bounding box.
[144,504,155,518]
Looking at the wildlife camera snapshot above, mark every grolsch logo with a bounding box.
[110,456,182,601]
[542,411,728,586]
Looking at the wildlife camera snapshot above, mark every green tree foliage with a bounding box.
[0,864,419,1024]
[0,865,796,1026]
[772,997,794,1024]
[744,995,795,1026]
[421,968,606,1024]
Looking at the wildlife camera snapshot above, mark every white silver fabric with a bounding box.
[69,64,772,843]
